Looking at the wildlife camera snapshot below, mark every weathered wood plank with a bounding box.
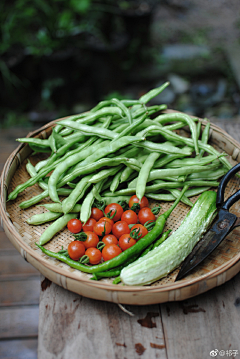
[0,252,40,279]
[38,276,167,359]
[161,272,240,359]
[0,230,16,251]
[0,306,39,339]
[0,339,38,359]
[0,278,40,306]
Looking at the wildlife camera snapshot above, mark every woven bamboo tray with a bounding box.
[1,115,240,305]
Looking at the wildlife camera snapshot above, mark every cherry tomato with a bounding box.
[91,207,104,221]
[130,223,148,240]
[104,203,124,222]
[138,207,155,225]
[121,209,138,225]
[82,218,97,232]
[68,241,85,260]
[67,218,82,234]
[129,195,149,212]
[99,216,114,226]
[83,231,99,249]
[102,234,118,246]
[119,234,136,251]
[93,220,112,236]
[102,244,122,261]
[112,220,130,239]
[85,247,102,264]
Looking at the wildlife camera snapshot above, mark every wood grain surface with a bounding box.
[0,127,40,359]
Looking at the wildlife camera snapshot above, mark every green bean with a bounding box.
[47,140,109,203]
[197,120,202,139]
[48,129,66,153]
[112,113,148,141]
[168,189,193,207]
[58,156,141,189]
[136,152,160,201]
[110,169,123,193]
[26,160,48,191]
[8,137,102,201]
[187,168,228,181]
[146,162,221,182]
[39,213,78,245]
[62,174,92,214]
[80,180,105,224]
[17,137,50,148]
[43,136,100,171]
[138,120,199,156]
[35,159,49,173]
[112,123,129,133]
[54,136,143,190]
[54,111,89,133]
[19,190,49,208]
[38,203,82,213]
[131,105,166,119]
[146,193,178,201]
[56,120,117,140]
[153,112,199,154]
[111,98,132,125]
[135,140,192,156]
[89,165,124,184]
[120,166,135,183]
[165,154,222,168]
[19,186,73,209]
[26,211,62,225]
[198,120,211,158]
[102,196,131,205]
[36,186,188,273]
[139,82,170,104]
[153,147,190,168]
[57,107,122,129]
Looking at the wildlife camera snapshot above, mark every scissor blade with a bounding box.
[176,209,237,281]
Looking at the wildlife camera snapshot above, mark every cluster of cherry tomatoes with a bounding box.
[66,195,158,265]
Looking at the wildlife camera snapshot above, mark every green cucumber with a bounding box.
[120,190,217,286]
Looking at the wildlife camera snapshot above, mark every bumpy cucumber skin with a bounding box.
[120,191,217,286]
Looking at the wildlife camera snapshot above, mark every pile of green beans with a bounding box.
[9,81,232,245]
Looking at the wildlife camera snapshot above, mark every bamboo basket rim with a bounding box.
[1,112,240,299]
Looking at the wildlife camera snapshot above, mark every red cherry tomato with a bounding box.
[98,216,114,226]
[104,203,124,222]
[130,224,148,240]
[91,207,104,221]
[83,231,99,249]
[68,241,85,260]
[67,218,82,234]
[112,220,130,239]
[85,247,102,264]
[93,220,112,236]
[102,244,122,261]
[119,234,136,251]
[138,207,155,225]
[129,195,149,212]
[102,234,118,246]
[121,209,138,225]
[82,218,97,232]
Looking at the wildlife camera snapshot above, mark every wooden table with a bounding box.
[37,119,240,359]
[1,121,240,359]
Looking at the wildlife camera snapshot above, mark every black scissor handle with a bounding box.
[216,162,240,210]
